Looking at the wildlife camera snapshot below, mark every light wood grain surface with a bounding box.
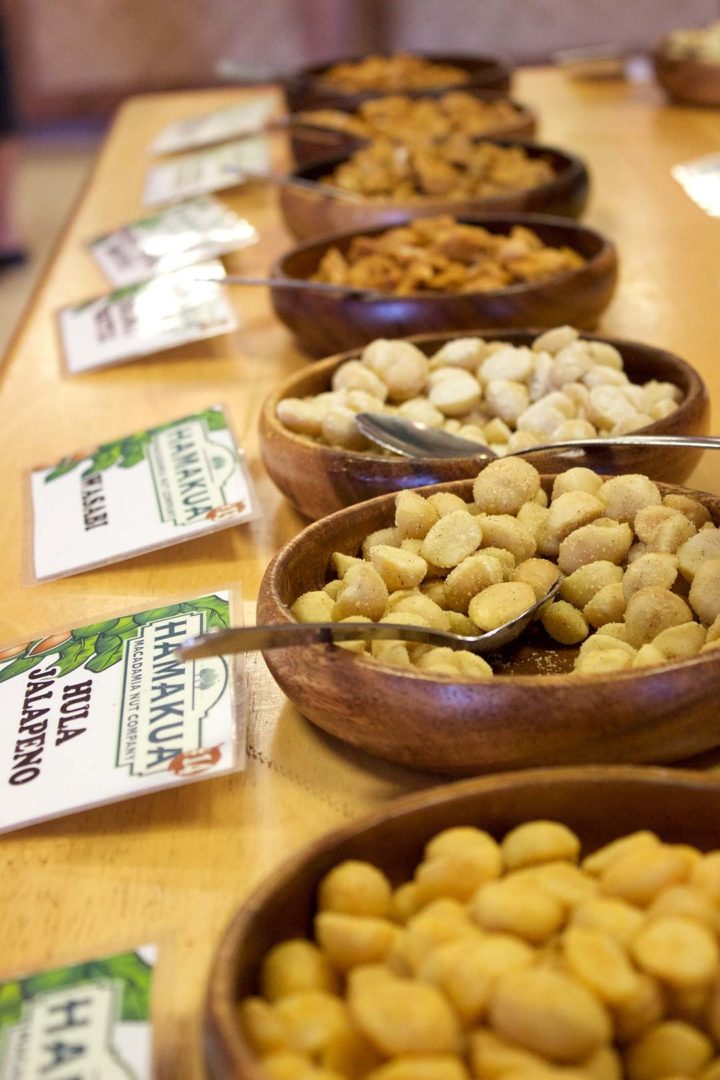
[1,69,720,1078]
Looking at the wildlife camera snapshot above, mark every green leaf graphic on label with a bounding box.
[0,655,38,684]
[44,407,228,482]
[0,950,154,1032]
[0,595,228,683]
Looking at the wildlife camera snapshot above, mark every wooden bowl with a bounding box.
[279,140,589,241]
[654,48,720,105]
[290,90,537,169]
[256,475,720,775]
[205,765,720,1080]
[270,214,618,357]
[259,329,709,520]
[283,52,512,114]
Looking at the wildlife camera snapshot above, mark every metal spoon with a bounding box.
[176,579,561,662]
[218,275,389,300]
[356,412,720,461]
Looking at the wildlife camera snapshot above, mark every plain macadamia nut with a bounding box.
[277,328,684,454]
[473,457,541,515]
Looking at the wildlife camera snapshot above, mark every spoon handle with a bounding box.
[177,621,468,659]
[219,275,384,299]
[521,435,720,453]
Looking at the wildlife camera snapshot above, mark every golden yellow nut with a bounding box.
[414,845,502,904]
[318,860,393,918]
[260,940,339,1002]
[469,581,537,631]
[563,925,641,1005]
[471,875,565,944]
[274,990,349,1056]
[599,845,694,906]
[631,916,720,988]
[417,932,535,1023]
[347,965,461,1056]
[365,1055,470,1080]
[488,967,612,1063]
[240,997,291,1056]
[315,912,398,971]
[624,1020,713,1080]
[502,820,581,870]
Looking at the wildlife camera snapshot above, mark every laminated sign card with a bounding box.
[89,196,258,287]
[143,138,271,206]
[58,260,236,374]
[149,94,276,154]
[0,593,241,833]
[30,405,257,580]
[0,945,156,1079]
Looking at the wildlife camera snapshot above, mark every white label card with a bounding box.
[150,94,276,155]
[30,405,258,580]
[672,154,720,216]
[0,946,156,1080]
[89,196,258,287]
[58,260,237,373]
[0,593,242,833]
[143,139,272,206]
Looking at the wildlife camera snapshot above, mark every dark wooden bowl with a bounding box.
[280,139,589,240]
[260,329,709,520]
[289,90,538,170]
[270,214,618,356]
[283,52,512,115]
[205,765,720,1080]
[256,475,720,775]
[654,48,720,105]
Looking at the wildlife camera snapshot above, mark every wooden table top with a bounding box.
[2,66,720,1078]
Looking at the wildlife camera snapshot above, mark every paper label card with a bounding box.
[89,196,258,287]
[58,260,237,374]
[0,593,241,833]
[672,154,720,216]
[150,94,276,155]
[143,138,271,206]
[0,946,156,1080]
[30,405,258,580]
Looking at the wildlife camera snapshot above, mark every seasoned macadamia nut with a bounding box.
[289,459,717,681]
[277,329,684,455]
[421,511,483,568]
[468,581,537,630]
[473,458,541,516]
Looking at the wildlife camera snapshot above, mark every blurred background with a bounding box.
[2,0,720,355]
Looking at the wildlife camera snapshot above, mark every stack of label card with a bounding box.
[149,95,277,155]
[89,196,258,287]
[58,260,237,373]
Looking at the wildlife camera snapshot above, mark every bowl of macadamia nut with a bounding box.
[270,215,617,356]
[259,327,708,521]
[205,764,720,1080]
[255,454,720,775]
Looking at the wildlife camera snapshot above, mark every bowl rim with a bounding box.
[285,135,585,211]
[288,49,513,89]
[294,85,535,117]
[271,211,615,303]
[260,472,720,687]
[204,763,720,1077]
[262,327,708,468]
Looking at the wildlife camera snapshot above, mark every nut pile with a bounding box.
[317,54,471,94]
[311,217,585,295]
[661,22,720,61]
[300,92,525,146]
[276,326,681,454]
[321,140,555,202]
[241,820,720,1080]
[290,456,720,678]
